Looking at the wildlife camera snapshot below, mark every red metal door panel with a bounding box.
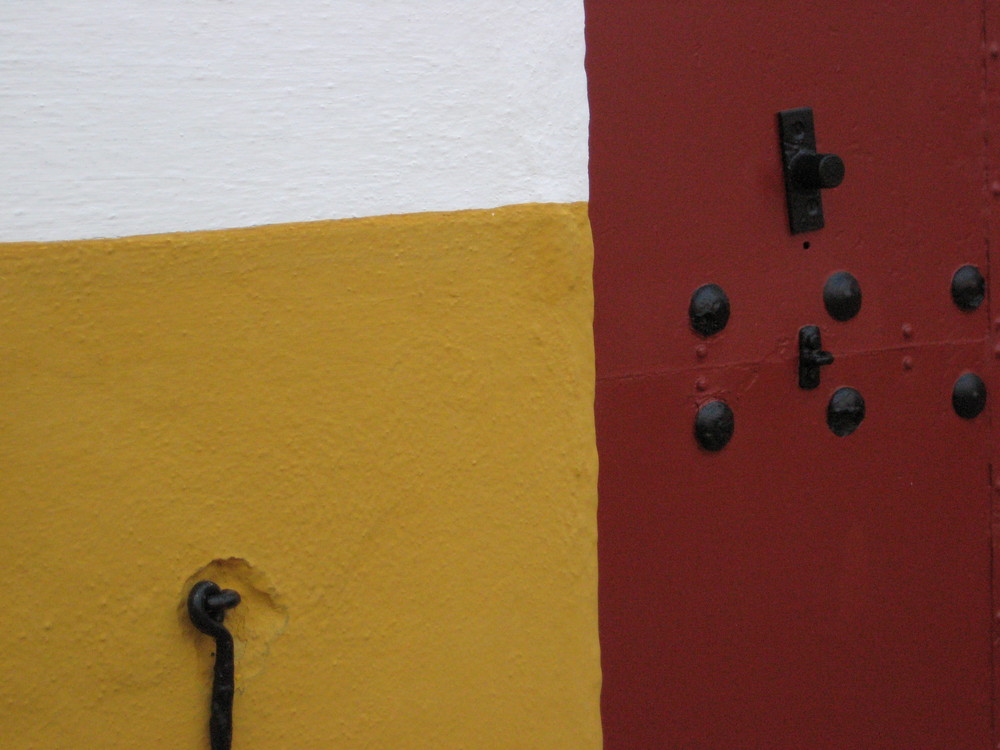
[987,0,1000,738]
[589,2,994,747]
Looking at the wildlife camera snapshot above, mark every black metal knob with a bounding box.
[791,151,845,190]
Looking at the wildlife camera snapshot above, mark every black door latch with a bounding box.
[778,107,845,234]
[188,580,241,750]
[798,325,834,389]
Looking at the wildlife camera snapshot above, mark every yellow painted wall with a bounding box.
[0,203,600,749]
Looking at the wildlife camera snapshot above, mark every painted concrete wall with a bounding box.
[0,3,599,749]
[0,1,588,242]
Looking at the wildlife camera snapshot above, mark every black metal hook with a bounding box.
[188,580,241,750]
[798,325,835,389]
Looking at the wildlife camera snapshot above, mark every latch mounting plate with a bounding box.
[778,107,844,234]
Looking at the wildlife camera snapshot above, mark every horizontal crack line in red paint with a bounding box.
[597,335,990,383]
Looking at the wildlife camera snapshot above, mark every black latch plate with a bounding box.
[778,107,824,234]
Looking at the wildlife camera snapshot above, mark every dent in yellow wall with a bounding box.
[0,203,600,749]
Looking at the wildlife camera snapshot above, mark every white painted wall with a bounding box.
[0,1,588,242]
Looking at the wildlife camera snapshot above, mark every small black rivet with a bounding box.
[689,284,730,337]
[827,387,865,437]
[694,400,734,452]
[951,265,985,311]
[823,271,862,322]
[953,372,987,419]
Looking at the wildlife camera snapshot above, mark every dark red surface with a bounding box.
[985,2,1000,742]
[588,2,995,747]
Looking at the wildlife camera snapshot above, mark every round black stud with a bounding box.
[823,271,862,322]
[952,372,987,419]
[694,400,734,452]
[951,265,985,311]
[689,284,730,337]
[827,387,865,437]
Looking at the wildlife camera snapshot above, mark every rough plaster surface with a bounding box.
[0,204,600,748]
[0,1,588,241]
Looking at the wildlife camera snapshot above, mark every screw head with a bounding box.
[694,400,734,452]
[951,265,985,311]
[953,372,987,419]
[823,271,862,321]
[827,387,866,437]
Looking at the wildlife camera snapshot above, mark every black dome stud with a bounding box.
[694,400,734,452]
[951,265,985,311]
[823,271,862,322]
[827,387,865,437]
[689,284,730,337]
[953,372,987,419]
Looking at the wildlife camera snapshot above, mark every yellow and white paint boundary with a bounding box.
[0,3,599,749]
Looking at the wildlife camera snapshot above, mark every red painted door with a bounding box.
[588,3,996,747]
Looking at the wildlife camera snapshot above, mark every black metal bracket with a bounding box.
[798,325,834,389]
[778,108,844,234]
[188,580,241,750]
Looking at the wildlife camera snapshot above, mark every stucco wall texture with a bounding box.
[0,203,601,748]
[0,1,589,242]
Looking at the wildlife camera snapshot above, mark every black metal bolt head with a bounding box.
[689,284,730,337]
[951,265,985,311]
[953,372,987,419]
[827,387,865,437]
[694,400,734,452]
[823,271,862,322]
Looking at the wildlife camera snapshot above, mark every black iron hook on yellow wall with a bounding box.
[188,581,241,750]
